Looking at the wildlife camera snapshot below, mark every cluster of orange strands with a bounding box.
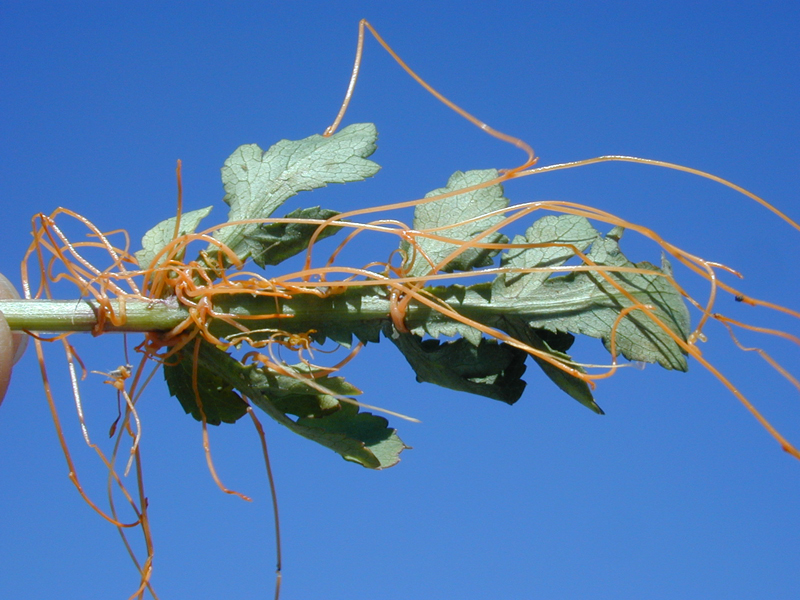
[15,18,800,600]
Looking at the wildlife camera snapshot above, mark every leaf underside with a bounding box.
[136,206,214,273]
[164,338,406,469]
[212,123,380,264]
[401,169,509,278]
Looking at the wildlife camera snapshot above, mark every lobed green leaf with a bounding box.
[163,341,249,425]
[135,206,214,271]
[401,169,509,278]
[245,206,342,268]
[491,217,690,370]
[386,324,528,405]
[213,123,380,264]
[167,338,406,469]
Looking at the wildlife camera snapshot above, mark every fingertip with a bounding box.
[0,313,12,404]
[0,273,28,404]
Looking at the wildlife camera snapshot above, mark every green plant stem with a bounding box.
[0,299,188,332]
[0,287,493,337]
[0,290,410,335]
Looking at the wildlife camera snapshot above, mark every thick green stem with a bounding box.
[0,299,189,332]
[0,288,489,337]
[0,290,404,335]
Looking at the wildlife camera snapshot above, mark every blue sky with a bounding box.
[1,2,798,599]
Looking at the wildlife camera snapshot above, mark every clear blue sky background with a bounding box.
[1,2,798,599]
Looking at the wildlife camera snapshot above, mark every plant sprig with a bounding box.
[128,123,689,468]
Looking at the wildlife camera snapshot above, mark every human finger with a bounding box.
[0,272,28,403]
